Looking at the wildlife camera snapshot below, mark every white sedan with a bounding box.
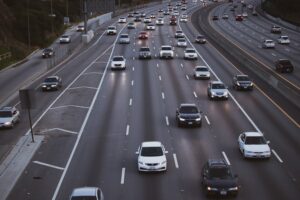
[262,39,275,48]
[111,56,126,70]
[238,132,271,159]
[136,141,168,172]
[177,38,187,47]
[277,35,290,44]
[184,48,198,60]
[118,17,126,23]
[146,24,156,30]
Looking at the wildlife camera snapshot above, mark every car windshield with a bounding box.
[162,47,172,50]
[180,106,198,113]
[196,67,208,72]
[71,196,97,200]
[62,36,69,38]
[245,136,266,144]
[197,36,204,39]
[0,111,12,118]
[43,49,52,52]
[141,147,163,156]
[113,57,124,61]
[186,49,195,53]
[279,60,291,65]
[209,167,231,179]
[281,36,288,39]
[237,76,249,81]
[178,39,185,42]
[140,48,150,52]
[45,78,58,83]
[212,83,225,89]
[120,35,128,38]
[108,27,115,30]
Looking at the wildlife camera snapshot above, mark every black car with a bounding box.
[202,159,239,197]
[212,15,219,20]
[176,103,202,127]
[275,59,294,73]
[41,76,62,91]
[42,48,55,58]
[195,35,206,44]
[271,25,281,34]
[134,17,141,22]
[139,46,152,59]
[232,75,253,90]
[170,19,177,25]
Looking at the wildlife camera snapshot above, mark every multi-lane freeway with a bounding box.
[1,0,299,199]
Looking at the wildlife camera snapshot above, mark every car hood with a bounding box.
[237,81,252,85]
[0,117,13,123]
[205,178,238,188]
[179,113,201,119]
[244,144,270,152]
[211,89,227,93]
[139,155,166,163]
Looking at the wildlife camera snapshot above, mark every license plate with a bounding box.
[220,191,227,195]
[188,122,193,125]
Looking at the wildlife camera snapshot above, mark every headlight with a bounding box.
[51,85,57,87]
[4,122,12,125]
[179,117,186,121]
[42,85,46,88]
[250,82,253,86]
[229,187,238,191]
[195,117,201,121]
[207,187,218,191]
[236,82,240,86]
[42,53,45,55]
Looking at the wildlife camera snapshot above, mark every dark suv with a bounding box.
[202,159,239,197]
[41,76,62,91]
[275,59,294,73]
[139,47,151,59]
[232,75,253,90]
[42,48,55,58]
[176,103,202,127]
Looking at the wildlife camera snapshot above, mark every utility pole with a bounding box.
[83,0,87,34]
[27,0,31,50]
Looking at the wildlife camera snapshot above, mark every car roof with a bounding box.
[46,76,59,79]
[71,187,99,197]
[207,159,228,167]
[211,80,224,84]
[141,141,162,147]
[180,103,197,107]
[195,65,208,69]
[185,48,195,51]
[236,74,248,78]
[161,45,172,48]
[113,56,124,59]
[243,131,263,137]
[0,106,14,111]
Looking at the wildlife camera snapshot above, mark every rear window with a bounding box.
[141,147,163,156]
[45,78,58,83]
[113,57,124,61]
[196,67,208,72]
[162,47,172,50]
[180,106,198,113]
[140,47,150,51]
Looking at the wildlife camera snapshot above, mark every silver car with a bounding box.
[0,107,20,128]
[262,39,275,48]
[70,187,104,200]
[119,34,130,44]
[194,66,210,79]
[207,81,229,100]
[177,38,187,47]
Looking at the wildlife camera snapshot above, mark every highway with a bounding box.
[3,0,300,199]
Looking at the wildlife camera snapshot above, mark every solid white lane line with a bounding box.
[222,151,231,165]
[38,128,78,135]
[121,168,126,184]
[162,92,165,99]
[159,75,162,81]
[50,105,89,110]
[126,125,130,136]
[129,98,132,106]
[173,154,179,169]
[193,91,197,98]
[33,161,64,171]
[131,80,134,86]
[186,75,189,80]
[68,86,98,90]
[205,115,210,125]
[165,116,169,126]
[272,149,283,163]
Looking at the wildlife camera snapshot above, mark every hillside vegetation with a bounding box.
[262,0,300,26]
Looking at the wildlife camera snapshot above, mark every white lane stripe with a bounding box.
[180,63,183,68]
[193,91,197,98]
[165,116,169,126]
[159,75,162,81]
[173,154,179,169]
[68,86,98,90]
[205,115,210,125]
[132,67,135,71]
[126,125,130,136]
[33,161,64,171]
[157,63,159,68]
[162,92,165,99]
[121,168,126,184]
[52,23,125,200]
[50,105,89,110]
[222,151,231,165]
[272,149,283,163]
[271,53,276,57]
[131,80,134,86]
[38,128,78,135]
[129,98,132,106]
[186,75,189,80]
[133,57,135,60]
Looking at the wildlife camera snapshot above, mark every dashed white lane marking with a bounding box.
[133,42,136,45]
[50,105,89,110]
[159,75,162,81]
[271,53,277,57]
[92,62,107,64]
[157,63,159,68]
[285,48,290,52]
[180,63,183,68]
[33,161,64,171]
[153,46,156,50]
[222,151,231,165]
[38,128,78,135]
[131,80,134,86]
[186,75,189,80]
[121,168,126,184]
[205,115,210,125]
[193,91,197,98]
[132,67,135,71]
[162,92,165,99]
[272,149,283,163]
[126,125,130,136]
[129,98,132,106]
[68,86,98,90]
[133,49,136,52]
[176,54,179,57]
[133,57,135,60]
[165,116,169,126]
[173,154,179,169]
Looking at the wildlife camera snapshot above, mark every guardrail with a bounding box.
[0,52,12,62]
